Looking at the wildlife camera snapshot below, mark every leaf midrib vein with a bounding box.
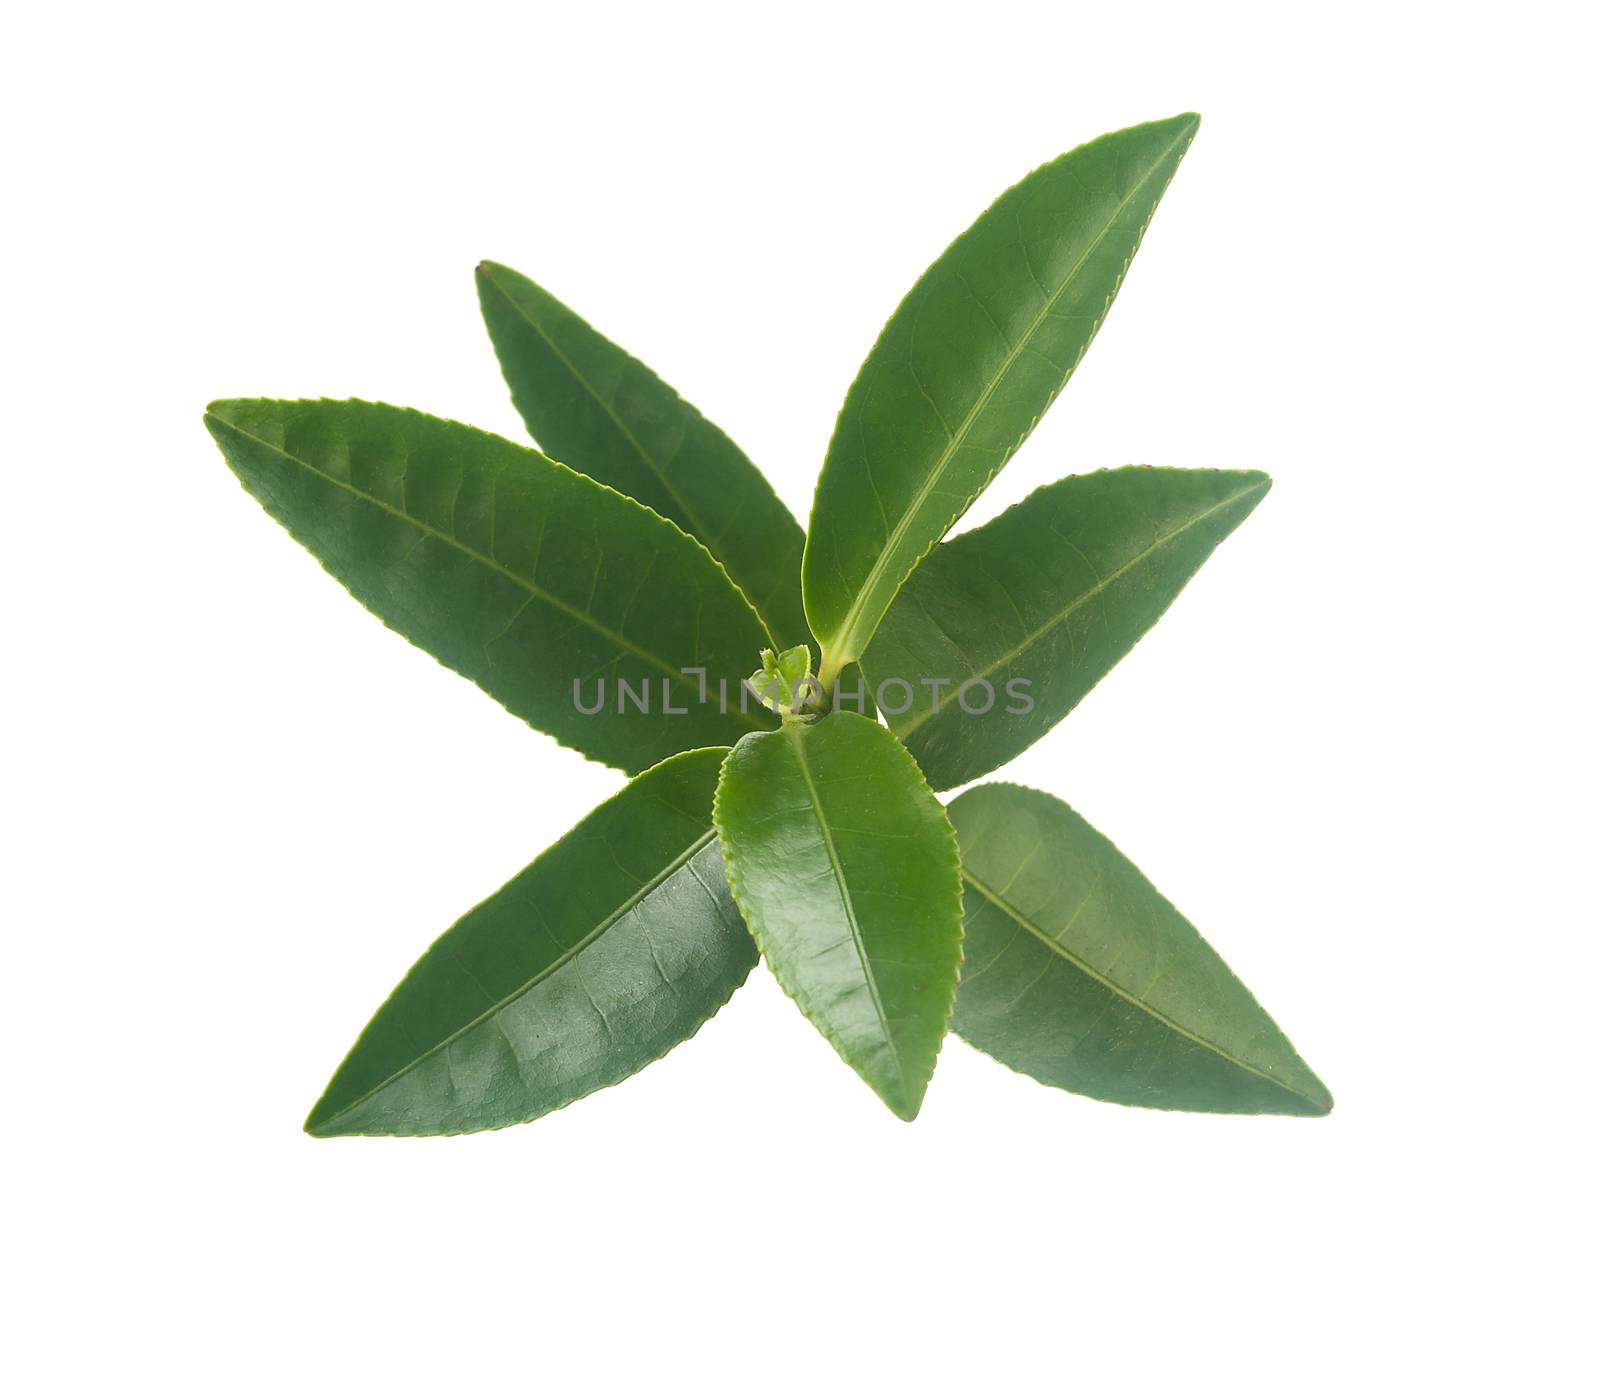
[959,867,1318,1106]
[314,829,716,1128]
[210,413,765,730]
[828,130,1191,663]
[894,480,1267,738]
[484,273,709,542]
[786,730,910,1098]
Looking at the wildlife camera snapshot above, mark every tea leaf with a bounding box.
[803,114,1200,682]
[714,713,963,1119]
[478,261,809,647]
[305,748,755,1136]
[949,784,1331,1115]
[746,644,817,720]
[205,398,773,773]
[864,467,1270,789]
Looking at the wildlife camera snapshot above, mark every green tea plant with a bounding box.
[205,113,1331,1133]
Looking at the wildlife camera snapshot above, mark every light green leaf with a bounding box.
[746,643,821,720]
[477,261,809,648]
[803,114,1201,683]
[305,748,755,1136]
[714,712,963,1119]
[205,398,774,774]
[864,466,1270,789]
[950,784,1331,1116]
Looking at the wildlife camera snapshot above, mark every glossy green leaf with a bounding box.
[205,398,774,774]
[306,748,755,1136]
[714,712,963,1119]
[803,114,1201,683]
[477,261,809,648]
[864,466,1271,789]
[949,784,1331,1116]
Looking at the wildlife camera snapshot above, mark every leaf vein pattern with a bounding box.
[311,828,717,1126]
[785,732,910,1095]
[958,866,1312,1102]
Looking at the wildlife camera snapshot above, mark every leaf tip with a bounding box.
[1231,468,1273,509]
[303,1091,363,1137]
[1301,1075,1334,1117]
[303,1081,353,1137]
[202,398,247,444]
[1151,111,1202,156]
[876,1068,932,1123]
[1159,111,1201,141]
[475,261,519,313]
[1275,1064,1333,1117]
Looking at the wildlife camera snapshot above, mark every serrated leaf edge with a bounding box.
[205,397,777,775]
[874,465,1271,775]
[950,781,1333,1117]
[476,261,805,646]
[806,114,1201,675]
[306,746,755,1137]
[712,713,965,1121]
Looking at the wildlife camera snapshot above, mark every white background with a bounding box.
[5,3,1595,1378]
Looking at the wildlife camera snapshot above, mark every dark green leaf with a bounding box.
[305,748,755,1136]
[949,784,1331,1116]
[803,114,1201,683]
[205,398,773,773]
[477,261,809,648]
[864,466,1270,789]
[714,713,963,1119]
